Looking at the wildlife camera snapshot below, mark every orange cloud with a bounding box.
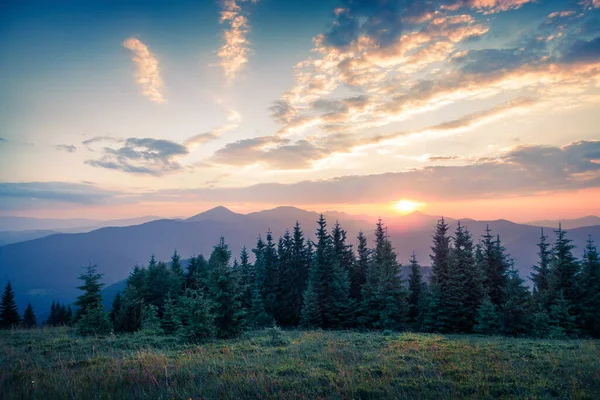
[218,0,257,81]
[122,38,166,104]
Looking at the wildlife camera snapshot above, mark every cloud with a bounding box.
[209,97,538,170]
[123,38,166,104]
[184,108,242,151]
[0,182,123,210]
[562,36,600,63]
[218,0,257,81]
[55,144,77,153]
[85,137,188,175]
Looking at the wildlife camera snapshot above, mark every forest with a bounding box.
[2,215,599,339]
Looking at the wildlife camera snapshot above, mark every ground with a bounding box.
[1,328,599,399]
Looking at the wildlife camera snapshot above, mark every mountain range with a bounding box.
[1,206,598,317]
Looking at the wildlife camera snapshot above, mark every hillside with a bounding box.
[1,206,598,314]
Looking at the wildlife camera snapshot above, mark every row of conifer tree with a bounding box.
[1,215,599,339]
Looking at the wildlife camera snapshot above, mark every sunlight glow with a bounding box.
[393,199,424,214]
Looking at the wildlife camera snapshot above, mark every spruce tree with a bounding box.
[421,284,445,333]
[109,292,122,328]
[180,288,215,343]
[170,249,185,296]
[22,303,36,328]
[407,252,423,324]
[161,292,181,335]
[580,236,600,337]
[66,305,72,325]
[480,228,510,307]
[75,264,105,318]
[427,218,452,331]
[548,291,576,338]
[531,228,552,309]
[141,304,161,334]
[77,304,111,336]
[446,223,484,333]
[250,287,272,328]
[186,255,209,292]
[300,279,322,328]
[351,231,369,303]
[474,295,500,335]
[326,222,354,328]
[277,230,296,326]
[501,266,532,336]
[145,260,172,313]
[261,231,280,321]
[290,222,310,325]
[48,301,57,326]
[238,247,254,313]
[208,237,245,338]
[549,225,581,318]
[1,282,21,329]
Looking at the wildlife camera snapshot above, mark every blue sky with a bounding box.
[1,0,599,221]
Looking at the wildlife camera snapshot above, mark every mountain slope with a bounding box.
[527,216,600,230]
[1,207,598,316]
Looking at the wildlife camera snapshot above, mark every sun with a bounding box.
[393,199,424,214]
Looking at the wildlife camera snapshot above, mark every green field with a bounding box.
[1,328,599,399]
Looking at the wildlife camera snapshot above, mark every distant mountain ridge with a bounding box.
[527,216,600,230]
[1,206,598,317]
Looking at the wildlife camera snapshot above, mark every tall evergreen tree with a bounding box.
[75,264,105,318]
[75,264,110,335]
[237,246,254,313]
[169,250,185,296]
[277,230,296,326]
[549,225,581,315]
[0,281,20,329]
[261,231,280,320]
[208,237,245,338]
[351,231,369,303]
[407,252,423,324]
[360,220,405,330]
[109,292,122,327]
[580,236,600,337]
[474,295,500,335]
[531,228,552,309]
[145,260,172,313]
[480,228,510,307]
[161,292,181,335]
[501,266,532,336]
[186,255,209,291]
[326,222,354,328]
[427,217,452,331]
[22,303,36,328]
[180,288,215,342]
[446,223,484,333]
[289,222,310,326]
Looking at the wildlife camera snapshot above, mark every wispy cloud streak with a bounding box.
[123,38,166,104]
[217,0,257,81]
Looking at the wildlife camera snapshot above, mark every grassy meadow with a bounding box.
[1,328,599,399]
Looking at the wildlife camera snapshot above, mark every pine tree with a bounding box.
[48,301,57,326]
[501,266,532,337]
[250,287,272,328]
[351,231,369,303]
[421,284,445,333]
[238,247,254,313]
[208,237,245,338]
[180,288,215,343]
[65,305,72,325]
[325,222,354,328]
[170,250,185,296]
[0,282,21,329]
[548,291,576,338]
[22,303,36,328]
[427,218,452,331]
[290,222,310,326]
[77,304,112,336]
[407,252,423,324]
[531,228,552,309]
[277,230,296,326]
[186,255,209,292]
[75,264,105,319]
[300,279,322,328]
[261,231,280,320]
[549,225,581,319]
[161,292,181,335]
[480,228,510,307]
[141,304,161,334]
[109,292,122,328]
[474,295,500,335]
[360,220,405,330]
[446,223,484,333]
[145,260,172,313]
[580,236,600,337]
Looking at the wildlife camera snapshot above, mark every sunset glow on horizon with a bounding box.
[1,0,599,221]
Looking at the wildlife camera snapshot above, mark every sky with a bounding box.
[1,0,599,222]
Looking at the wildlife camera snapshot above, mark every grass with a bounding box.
[1,328,599,399]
